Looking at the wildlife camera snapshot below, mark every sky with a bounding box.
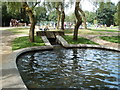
[65,0,119,15]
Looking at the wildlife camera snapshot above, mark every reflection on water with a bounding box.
[17,47,120,89]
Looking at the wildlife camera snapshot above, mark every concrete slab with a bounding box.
[56,35,120,52]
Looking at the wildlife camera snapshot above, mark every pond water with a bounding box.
[17,47,120,89]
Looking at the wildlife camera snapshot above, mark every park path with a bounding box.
[0,30,27,64]
[0,29,28,89]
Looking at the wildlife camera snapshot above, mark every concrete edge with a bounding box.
[2,35,54,89]
[10,46,54,89]
[41,36,53,48]
[56,35,120,52]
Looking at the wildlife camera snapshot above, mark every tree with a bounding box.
[96,2,116,26]
[45,1,66,30]
[7,2,22,18]
[0,2,2,26]
[2,2,40,42]
[2,2,21,26]
[55,2,61,29]
[118,1,120,29]
[35,6,48,21]
[60,2,65,30]
[73,0,82,41]
[65,13,76,23]
[114,12,118,25]
[45,2,61,29]
[2,3,11,26]
[22,2,39,42]
[48,10,57,21]
[78,5,87,29]
[85,11,96,24]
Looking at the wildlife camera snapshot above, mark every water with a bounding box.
[17,47,120,89]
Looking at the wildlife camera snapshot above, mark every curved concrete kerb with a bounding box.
[15,46,53,89]
[56,35,120,52]
[2,46,53,89]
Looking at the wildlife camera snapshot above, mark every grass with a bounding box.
[63,35,98,45]
[64,27,119,35]
[90,29,120,32]
[12,36,45,50]
[100,36,120,44]
[7,28,29,34]
[64,29,113,35]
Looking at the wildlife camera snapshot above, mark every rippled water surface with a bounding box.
[17,47,120,89]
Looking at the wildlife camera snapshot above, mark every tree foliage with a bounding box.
[65,13,76,23]
[117,1,120,29]
[35,6,48,21]
[48,10,57,21]
[85,11,96,24]
[2,2,22,26]
[96,2,117,26]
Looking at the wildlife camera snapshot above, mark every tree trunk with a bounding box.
[78,7,87,29]
[28,12,35,42]
[56,4,61,30]
[118,1,120,30]
[23,2,35,42]
[73,1,82,41]
[61,3,65,30]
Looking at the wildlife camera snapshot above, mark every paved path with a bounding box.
[0,29,28,89]
[0,26,30,30]
[93,31,119,35]
[0,30,27,64]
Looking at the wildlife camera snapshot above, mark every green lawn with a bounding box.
[64,28,119,36]
[8,28,29,34]
[64,29,113,35]
[100,36,120,44]
[63,35,98,45]
[90,29,119,32]
[12,36,45,50]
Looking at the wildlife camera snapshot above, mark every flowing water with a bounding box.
[17,47,120,89]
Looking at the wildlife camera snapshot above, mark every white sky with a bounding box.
[65,0,119,15]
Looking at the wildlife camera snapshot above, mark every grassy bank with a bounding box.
[90,29,120,32]
[8,27,29,34]
[63,35,98,45]
[100,36,120,44]
[64,28,118,36]
[12,36,45,50]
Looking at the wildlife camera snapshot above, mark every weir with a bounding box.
[36,31,65,45]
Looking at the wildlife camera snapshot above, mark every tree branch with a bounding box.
[32,2,41,10]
